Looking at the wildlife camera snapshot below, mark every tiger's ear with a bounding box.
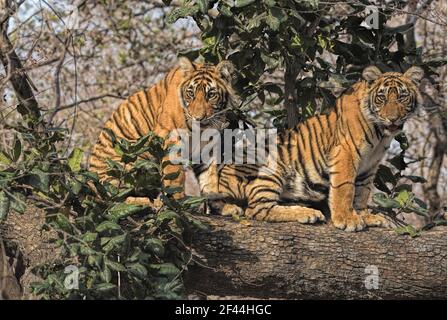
[178,57,195,72]
[404,66,424,84]
[362,66,382,82]
[216,60,235,83]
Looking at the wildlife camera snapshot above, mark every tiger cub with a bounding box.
[198,66,423,232]
[89,57,236,202]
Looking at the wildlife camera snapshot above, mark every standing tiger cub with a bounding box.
[199,66,423,232]
[89,57,236,201]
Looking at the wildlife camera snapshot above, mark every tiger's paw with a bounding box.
[294,209,326,224]
[332,211,365,232]
[221,204,244,217]
[359,210,393,228]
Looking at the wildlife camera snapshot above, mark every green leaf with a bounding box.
[67,148,84,172]
[413,197,428,210]
[127,263,148,278]
[395,189,410,206]
[219,4,232,17]
[83,232,98,242]
[395,133,409,151]
[197,0,209,13]
[388,153,407,171]
[265,11,281,31]
[95,283,117,291]
[394,184,412,193]
[407,202,429,217]
[372,193,401,209]
[12,136,22,162]
[263,0,276,6]
[55,214,73,234]
[105,259,126,272]
[108,203,144,222]
[88,254,102,267]
[247,12,266,31]
[234,0,256,7]
[156,210,179,224]
[80,244,96,255]
[180,196,205,207]
[96,221,122,233]
[376,164,397,185]
[145,238,165,257]
[113,144,124,157]
[100,266,112,283]
[395,225,420,238]
[102,233,127,252]
[128,133,153,154]
[167,5,199,24]
[9,192,26,214]
[28,168,50,193]
[149,263,180,279]
[0,150,12,165]
[404,175,427,183]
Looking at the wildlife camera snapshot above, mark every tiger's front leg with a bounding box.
[245,183,325,223]
[329,145,365,231]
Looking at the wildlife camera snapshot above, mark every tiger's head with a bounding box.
[178,57,236,130]
[362,66,424,135]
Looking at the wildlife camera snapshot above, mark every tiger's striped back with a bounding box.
[89,67,183,176]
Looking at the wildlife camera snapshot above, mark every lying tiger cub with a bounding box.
[196,66,423,232]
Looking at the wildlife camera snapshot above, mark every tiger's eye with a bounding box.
[377,93,386,100]
[186,87,194,98]
[207,90,218,99]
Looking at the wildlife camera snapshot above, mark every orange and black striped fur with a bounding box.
[199,66,423,231]
[89,57,236,201]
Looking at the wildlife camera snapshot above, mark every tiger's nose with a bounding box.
[387,114,401,123]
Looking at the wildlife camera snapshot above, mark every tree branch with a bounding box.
[186,216,447,299]
[0,0,42,128]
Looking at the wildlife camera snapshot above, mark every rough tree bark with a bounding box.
[186,216,447,299]
[0,237,21,300]
[420,91,447,217]
[284,62,300,129]
[0,0,42,129]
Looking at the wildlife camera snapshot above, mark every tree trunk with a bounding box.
[0,0,42,129]
[420,92,447,217]
[424,129,446,215]
[284,62,300,128]
[0,237,21,300]
[186,216,447,299]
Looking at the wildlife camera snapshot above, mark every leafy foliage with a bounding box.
[370,133,433,229]
[0,124,204,299]
[168,0,445,125]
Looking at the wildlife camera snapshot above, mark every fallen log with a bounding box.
[186,216,447,299]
